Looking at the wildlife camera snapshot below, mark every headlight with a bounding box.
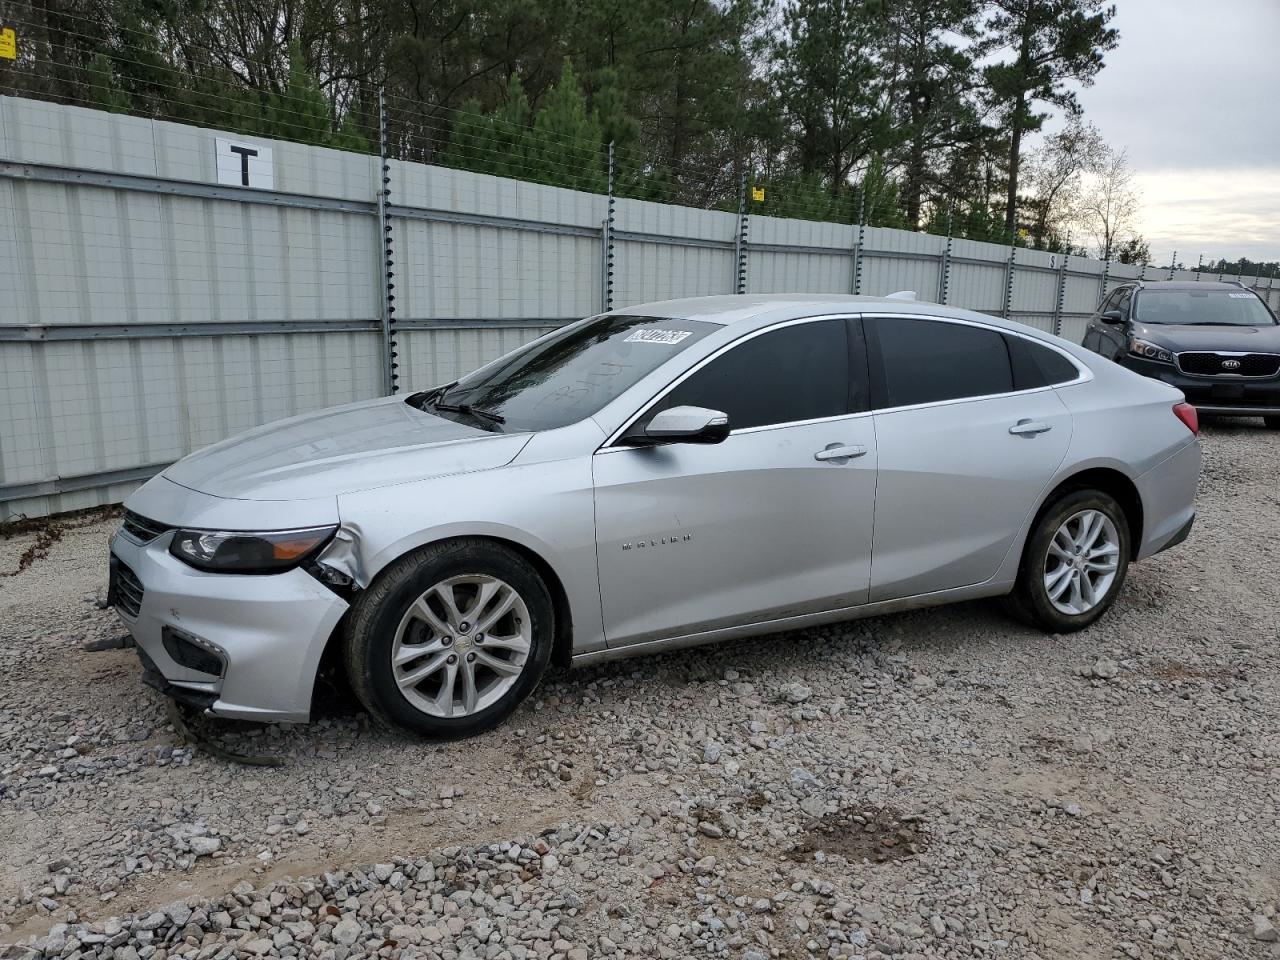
[169,526,336,574]
[1128,337,1173,363]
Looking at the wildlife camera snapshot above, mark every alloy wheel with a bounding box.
[1043,509,1121,616]
[390,574,531,717]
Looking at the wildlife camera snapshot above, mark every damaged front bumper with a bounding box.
[108,478,350,723]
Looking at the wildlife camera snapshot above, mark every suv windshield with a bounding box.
[412,314,715,432]
[1135,289,1276,327]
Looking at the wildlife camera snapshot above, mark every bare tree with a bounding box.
[1075,145,1140,261]
[1021,117,1104,248]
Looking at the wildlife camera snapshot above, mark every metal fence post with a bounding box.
[1195,253,1202,281]
[376,88,399,395]
[601,141,615,312]
[733,171,748,294]
[1052,243,1069,337]
[1002,241,1016,320]
[937,206,953,305]
[1168,250,1177,280]
[852,190,866,295]
[1099,256,1111,305]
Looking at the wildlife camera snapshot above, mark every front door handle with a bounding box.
[1009,419,1052,436]
[814,443,868,462]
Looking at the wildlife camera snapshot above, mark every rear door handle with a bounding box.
[814,443,868,462]
[1009,419,1052,436]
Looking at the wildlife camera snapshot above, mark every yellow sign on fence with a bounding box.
[751,186,765,202]
[0,27,16,61]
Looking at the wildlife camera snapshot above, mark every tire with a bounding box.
[1003,489,1131,633]
[1264,416,1280,430]
[343,538,554,738]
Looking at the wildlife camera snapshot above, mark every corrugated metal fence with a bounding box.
[3,97,1278,520]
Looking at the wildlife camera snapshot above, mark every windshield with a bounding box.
[1135,289,1276,326]
[417,314,716,432]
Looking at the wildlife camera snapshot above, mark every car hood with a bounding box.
[162,395,532,500]
[1133,322,1280,353]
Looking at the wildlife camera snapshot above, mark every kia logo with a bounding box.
[1221,359,1242,370]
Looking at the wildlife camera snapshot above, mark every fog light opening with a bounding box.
[161,625,226,677]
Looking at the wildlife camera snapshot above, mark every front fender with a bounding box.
[332,455,606,655]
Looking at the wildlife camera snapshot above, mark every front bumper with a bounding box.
[109,527,349,722]
[1119,356,1280,416]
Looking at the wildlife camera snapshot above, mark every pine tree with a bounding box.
[531,61,605,192]
[772,0,893,196]
[979,0,1118,234]
[86,54,132,114]
[882,0,983,229]
[265,44,336,146]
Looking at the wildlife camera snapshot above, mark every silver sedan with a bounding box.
[109,295,1201,736]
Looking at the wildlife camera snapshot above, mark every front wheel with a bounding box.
[343,539,554,738]
[1004,489,1131,633]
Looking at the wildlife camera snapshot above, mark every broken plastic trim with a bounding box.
[305,524,366,600]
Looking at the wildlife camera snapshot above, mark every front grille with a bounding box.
[1177,352,1280,378]
[121,510,174,542]
[112,560,145,618]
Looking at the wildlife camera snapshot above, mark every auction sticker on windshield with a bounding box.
[625,328,694,345]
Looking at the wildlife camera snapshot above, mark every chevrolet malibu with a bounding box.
[109,295,1201,737]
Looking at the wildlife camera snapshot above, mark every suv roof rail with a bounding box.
[1224,279,1247,288]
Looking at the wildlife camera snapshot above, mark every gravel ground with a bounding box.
[1,422,1278,960]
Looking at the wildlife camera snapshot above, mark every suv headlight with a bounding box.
[169,526,336,574]
[1128,337,1173,363]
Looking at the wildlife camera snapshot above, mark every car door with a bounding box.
[592,316,878,648]
[865,315,1074,602]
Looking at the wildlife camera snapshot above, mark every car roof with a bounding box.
[610,293,1037,334]
[1120,280,1250,292]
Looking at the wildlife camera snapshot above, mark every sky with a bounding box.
[1054,0,1280,268]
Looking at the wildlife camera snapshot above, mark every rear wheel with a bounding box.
[1264,416,1280,430]
[1004,489,1131,633]
[343,539,553,738]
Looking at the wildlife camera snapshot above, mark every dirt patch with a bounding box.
[1151,660,1237,683]
[786,805,927,865]
[743,790,769,811]
[0,505,121,578]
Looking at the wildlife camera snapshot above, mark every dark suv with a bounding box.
[1082,280,1280,427]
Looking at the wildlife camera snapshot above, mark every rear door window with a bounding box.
[868,317,1014,408]
[1006,335,1081,389]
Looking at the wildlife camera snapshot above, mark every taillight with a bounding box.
[1173,402,1199,435]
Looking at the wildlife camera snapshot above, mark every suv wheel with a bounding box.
[1004,489,1131,633]
[343,539,554,738]
[1264,416,1280,430]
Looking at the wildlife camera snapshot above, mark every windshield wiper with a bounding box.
[408,380,505,426]
[407,381,458,410]
[431,401,506,426]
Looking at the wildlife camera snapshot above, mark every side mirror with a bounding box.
[627,405,730,446]
[1099,309,1125,324]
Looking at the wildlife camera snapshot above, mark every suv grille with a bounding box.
[112,559,145,618]
[121,511,173,542]
[1177,352,1280,378]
